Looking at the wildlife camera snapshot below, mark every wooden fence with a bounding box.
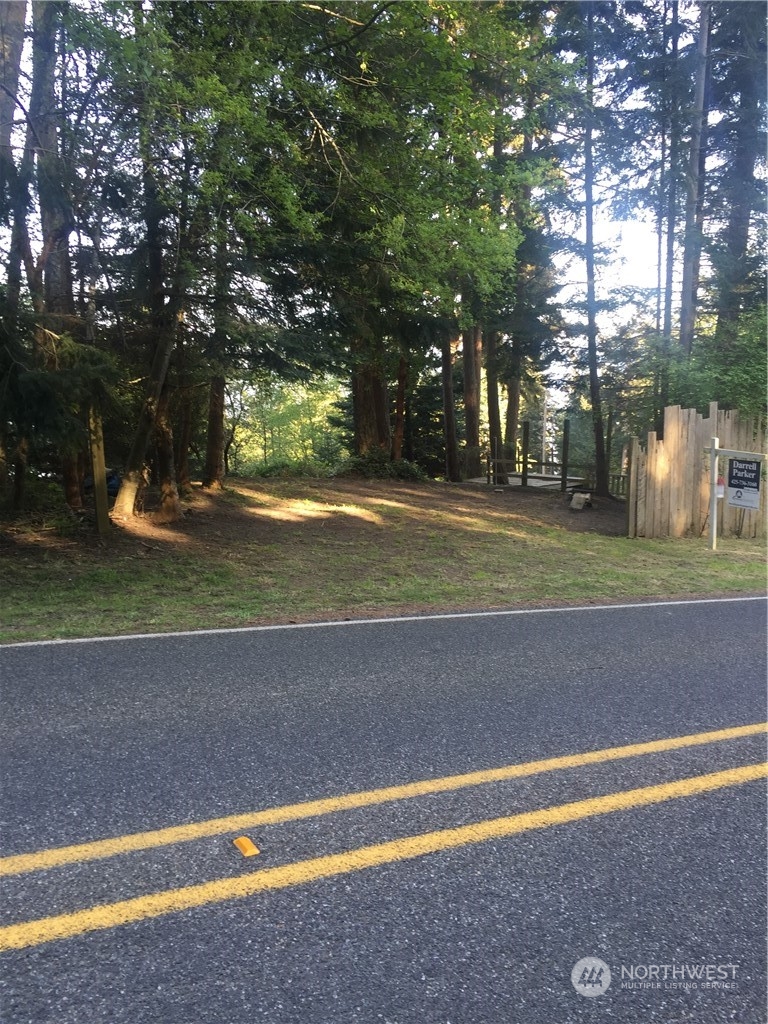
[627,403,767,540]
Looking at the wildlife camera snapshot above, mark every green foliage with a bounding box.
[333,450,426,481]
[4,0,765,499]
[671,305,768,417]
[0,312,120,469]
[0,477,68,516]
[225,375,347,475]
[244,458,330,480]
[0,476,83,537]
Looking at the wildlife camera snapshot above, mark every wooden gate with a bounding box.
[626,403,767,540]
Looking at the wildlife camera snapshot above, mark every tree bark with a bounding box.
[31,3,75,329]
[712,5,762,356]
[113,324,177,516]
[679,1,711,355]
[503,324,524,467]
[30,2,82,507]
[441,331,461,482]
[0,1,26,184]
[175,384,194,494]
[485,330,507,485]
[0,0,26,314]
[584,1,610,497]
[88,405,110,538]
[504,376,521,469]
[657,0,680,434]
[61,454,82,509]
[462,325,482,477]
[3,4,34,510]
[154,386,182,521]
[113,9,177,518]
[351,340,390,456]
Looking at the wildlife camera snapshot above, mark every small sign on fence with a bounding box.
[706,439,765,550]
[727,458,761,510]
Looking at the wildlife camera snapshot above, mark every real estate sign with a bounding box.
[727,458,761,510]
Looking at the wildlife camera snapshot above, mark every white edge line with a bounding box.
[2,595,766,649]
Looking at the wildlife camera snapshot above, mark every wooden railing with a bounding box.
[484,418,628,496]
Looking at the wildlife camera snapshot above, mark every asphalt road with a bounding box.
[1,596,766,1024]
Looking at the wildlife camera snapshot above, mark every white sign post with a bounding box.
[708,437,719,551]
[705,439,765,551]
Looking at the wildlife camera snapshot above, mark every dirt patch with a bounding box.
[131,477,627,551]
[0,478,626,561]
[0,477,626,561]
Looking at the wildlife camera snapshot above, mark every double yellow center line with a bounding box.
[1,722,765,951]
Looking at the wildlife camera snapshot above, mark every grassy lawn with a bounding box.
[1,478,765,644]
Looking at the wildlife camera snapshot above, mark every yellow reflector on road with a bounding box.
[233,836,260,857]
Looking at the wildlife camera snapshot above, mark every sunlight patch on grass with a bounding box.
[229,485,384,525]
[1,480,765,643]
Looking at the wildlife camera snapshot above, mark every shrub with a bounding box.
[246,458,330,479]
[0,477,69,515]
[333,450,427,481]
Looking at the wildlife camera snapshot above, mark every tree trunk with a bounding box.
[202,375,226,488]
[31,3,83,506]
[679,1,711,355]
[0,1,26,187]
[485,331,507,484]
[61,453,82,510]
[32,3,75,331]
[113,324,178,516]
[504,377,521,470]
[12,439,28,511]
[584,1,610,497]
[3,4,36,510]
[223,424,236,476]
[351,342,390,456]
[712,5,762,356]
[503,324,524,468]
[113,17,176,519]
[154,386,182,521]
[0,0,27,317]
[657,0,680,434]
[462,325,482,477]
[403,390,415,463]
[88,405,110,538]
[605,405,614,475]
[441,331,461,482]
[202,225,231,488]
[175,384,194,494]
